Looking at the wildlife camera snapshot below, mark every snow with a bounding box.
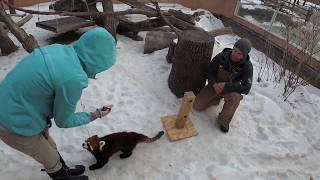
[0,2,319,180]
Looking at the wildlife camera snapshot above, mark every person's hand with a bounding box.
[90,104,113,121]
[42,129,50,139]
[212,83,225,94]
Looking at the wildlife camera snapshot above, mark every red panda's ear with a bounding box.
[99,141,106,151]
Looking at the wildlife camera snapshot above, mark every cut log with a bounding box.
[0,24,17,55]
[168,29,215,98]
[168,9,197,25]
[209,27,233,37]
[144,31,176,54]
[49,0,87,11]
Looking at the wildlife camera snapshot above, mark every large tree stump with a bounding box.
[166,39,177,63]
[168,29,214,98]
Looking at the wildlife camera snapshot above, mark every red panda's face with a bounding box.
[82,135,99,152]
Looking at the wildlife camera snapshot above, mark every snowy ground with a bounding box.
[0,3,319,180]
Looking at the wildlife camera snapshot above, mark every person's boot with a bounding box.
[47,167,89,180]
[219,125,229,133]
[218,93,243,133]
[59,153,86,176]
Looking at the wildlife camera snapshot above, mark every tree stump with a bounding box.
[166,39,176,63]
[168,29,215,98]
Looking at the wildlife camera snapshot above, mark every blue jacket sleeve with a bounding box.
[53,79,91,128]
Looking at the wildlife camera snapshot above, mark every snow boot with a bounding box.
[47,167,89,180]
[218,93,243,133]
[59,153,85,176]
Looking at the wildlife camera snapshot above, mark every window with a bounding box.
[236,0,320,61]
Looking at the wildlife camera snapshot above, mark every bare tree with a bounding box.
[277,10,319,100]
[256,39,277,83]
[256,7,319,100]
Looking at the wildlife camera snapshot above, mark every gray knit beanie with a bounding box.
[233,38,252,55]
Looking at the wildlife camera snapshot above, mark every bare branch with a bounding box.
[16,14,32,27]
[150,0,181,37]
[0,1,39,52]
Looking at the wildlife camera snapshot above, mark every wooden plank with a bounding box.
[36,16,95,33]
[161,114,198,142]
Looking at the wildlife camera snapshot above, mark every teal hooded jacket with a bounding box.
[0,27,116,136]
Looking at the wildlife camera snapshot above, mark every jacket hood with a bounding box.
[222,48,250,63]
[73,27,116,78]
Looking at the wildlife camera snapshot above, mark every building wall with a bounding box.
[7,0,49,7]
[8,0,238,17]
[176,0,237,17]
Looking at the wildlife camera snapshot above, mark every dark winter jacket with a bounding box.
[207,48,253,95]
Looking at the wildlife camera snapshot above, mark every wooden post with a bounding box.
[161,91,198,141]
[175,91,195,128]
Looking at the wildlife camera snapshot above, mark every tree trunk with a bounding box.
[168,9,197,25]
[168,29,215,98]
[101,0,113,12]
[87,0,99,12]
[95,0,118,40]
[8,0,16,14]
[117,17,164,40]
[0,24,17,55]
[96,14,118,40]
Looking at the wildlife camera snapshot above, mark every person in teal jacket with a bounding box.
[0,27,116,180]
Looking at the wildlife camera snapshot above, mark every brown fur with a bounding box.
[82,131,164,170]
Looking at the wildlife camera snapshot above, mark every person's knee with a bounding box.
[193,101,207,111]
[224,93,243,103]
